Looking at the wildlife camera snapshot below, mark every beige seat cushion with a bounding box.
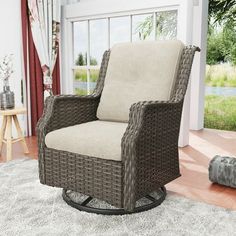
[97,40,184,122]
[45,120,128,161]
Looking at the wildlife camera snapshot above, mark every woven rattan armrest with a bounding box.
[36,94,100,146]
[122,99,183,210]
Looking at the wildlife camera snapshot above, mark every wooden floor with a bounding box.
[168,129,236,210]
[0,128,236,210]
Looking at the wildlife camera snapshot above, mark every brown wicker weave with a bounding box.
[36,46,199,211]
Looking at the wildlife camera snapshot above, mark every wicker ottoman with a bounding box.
[209,155,236,188]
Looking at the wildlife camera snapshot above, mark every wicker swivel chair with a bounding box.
[37,40,199,215]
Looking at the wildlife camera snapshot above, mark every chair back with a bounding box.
[97,40,185,122]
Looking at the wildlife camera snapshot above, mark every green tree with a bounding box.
[209,0,236,24]
[156,11,177,40]
[75,53,98,66]
[75,53,84,66]
[207,0,236,65]
[135,15,153,40]
[207,24,236,65]
[135,11,177,40]
[90,58,98,66]
[84,53,98,66]
[222,22,236,65]
[207,30,225,65]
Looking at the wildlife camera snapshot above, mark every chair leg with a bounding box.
[6,116,12,161]
[62,187,166,215]
[0,116,7,153]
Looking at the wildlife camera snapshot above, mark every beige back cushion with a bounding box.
[97,40,184,122]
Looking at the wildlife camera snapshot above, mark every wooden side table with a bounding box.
[0,107,29,161]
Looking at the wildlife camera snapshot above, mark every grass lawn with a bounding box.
[74,69,99,82]
[206,64,236,87]
[75,88,88,96]
[204,95,236,131]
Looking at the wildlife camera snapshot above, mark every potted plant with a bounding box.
[0,54,15,109]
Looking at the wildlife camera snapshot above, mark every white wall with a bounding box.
[0,0,26,136]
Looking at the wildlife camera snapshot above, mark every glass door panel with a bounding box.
[74,68,88,95]
[73,21,88,65]
[156,10,177,40]
[132,14,154,41]
[89,19,108,93]
[110,16,130,47]
[90,19,108,66]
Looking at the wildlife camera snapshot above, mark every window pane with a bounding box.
[90,69,99,83]
[74,68,88,95]
[90,19,108,66]
[87,68,99,94]
[132,14,154,41]
[110,16,130,47]
[74,21,88,65]
[156,10,177,40]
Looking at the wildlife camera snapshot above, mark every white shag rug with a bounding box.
[0,159,236,236]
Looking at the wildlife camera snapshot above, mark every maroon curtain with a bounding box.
[21,0,60,136]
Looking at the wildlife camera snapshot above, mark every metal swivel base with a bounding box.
[62,186,166,215]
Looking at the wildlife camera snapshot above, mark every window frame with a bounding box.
[61,0,191,95]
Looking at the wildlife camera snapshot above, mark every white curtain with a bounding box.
[27,0,60,97]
